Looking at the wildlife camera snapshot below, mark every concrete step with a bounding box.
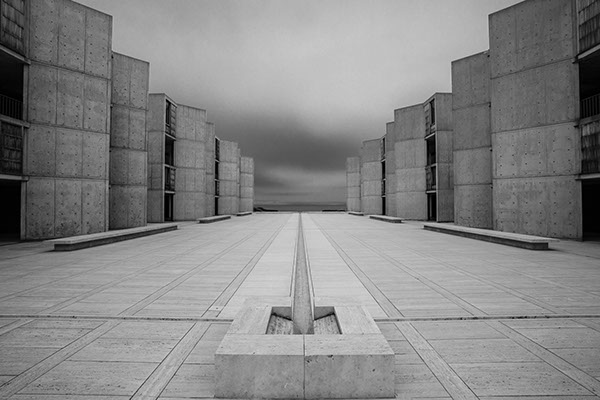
[236,211,252,217]
[369,215,403,223]
[348,211,364,216]
[197,215,232,224]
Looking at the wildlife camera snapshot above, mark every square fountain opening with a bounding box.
[267,306,341,335]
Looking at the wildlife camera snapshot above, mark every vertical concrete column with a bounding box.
[384,121,397,217]
[146,93,168,222]
[393,105,427,219]
[239,156,254,213]
[433,93,454,222]
[109,53,149,229]
[489,0,581,238]
[452,52,493,228]
[173,104,207,220]
[205,123,216,216]
[24,0,112,239]
[217,140,240,215]
[346,157,361,212]
[360,139,383,215]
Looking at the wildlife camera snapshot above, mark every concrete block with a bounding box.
[56,128,82,177]
[219,180,239,197]
[361,161,382,182]
[347,198,360,212]
[25,178,55,239]
[493,176,580,238]
[437,189,454,222]
[28,64,58,125]
[304,334,395,399]
[396,168,425,192]
[219,162,240,182]
[215,334,304,399]
[361,180,382,197]
[84,7,112,78]
[58,0,85,71]
[130,59,149,110]
[129,108,147,151]
[361,196,382,215]
[240,198,253,213]
[437,163,453,191]
[147,130,164,166]
[395,139,425,169]
[219,196,239,215]
[436,130,453,164]
[347,172,360,188]
[56,68,84,129]
[453,104,491,151]
[386,193,397,217]
[148,164,163,191]
[360,139,382,163]
[240,173,253,188]
[452,52,490,110]
[147,94,166,132]
[396,191,427,220]
[84,76,109,133]
[347,186,360,199]
[147,190,163,223]
[174,139,195,168]
[83,132,108,179]
[128,150,147,186]
[346,157,360,173]
[454,185,493,229]
[110,106,129,148]
[55,179,82,237]
[489,0,575,79]
[111,53,131,106]
[174,192,194,221]
[81,180,106,234]
[432,93,453,132]
[393,104,425,140]
[27,125,56,176]
[29,0,59,63]
[454,148,492,185]
[491,60,577,133]
[219,140,239,162]
[240,157,254,173]
[493,123,580,178]
[240,186,253,199]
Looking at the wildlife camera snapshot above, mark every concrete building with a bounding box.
[348,93,454,222]
[0,0,254,240]
[347,0,599,239]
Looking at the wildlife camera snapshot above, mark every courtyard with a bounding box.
[0,213,599,399]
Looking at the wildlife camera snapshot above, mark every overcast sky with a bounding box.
[79,0,521,205]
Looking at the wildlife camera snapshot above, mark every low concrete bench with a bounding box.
[423,223,559,250]
[46,224,178,251]
[236,211,252,217]
[369,215,403,223]
[197,215,231,224]
[348,211,364,216]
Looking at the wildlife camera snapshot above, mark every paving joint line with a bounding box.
[0,314,234,322]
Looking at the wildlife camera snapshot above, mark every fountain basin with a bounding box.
[215,298,395,399]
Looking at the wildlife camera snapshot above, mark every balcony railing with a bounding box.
[581,119,600,174]
[581,94,600,119]
[426,165,436,191]
[1,121,23,175]
[0,94,23,120]
[165,165,176,192]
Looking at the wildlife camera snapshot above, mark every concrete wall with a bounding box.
[346,157,361,212]
[218,139,240,215]
[489,0,581,238]
[146,93,168,222]
[239,156,254,213]
[393,105,427,220]
[173,104,208,220]
[109,52,149,229]
[385,122,397,217]
[432,93,454,222]
[452,52,493,228]
[24,0,112,239]
[205,123,216,216]
[360,138,383,215]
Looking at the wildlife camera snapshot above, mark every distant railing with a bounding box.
[1,121,23,175]
[0,94,23,120]
[426,165,436,191]
[164,165,176,191]
[581,119,600,174]
[581,94,600,119]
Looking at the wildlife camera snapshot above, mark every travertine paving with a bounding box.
[0,213,599,399]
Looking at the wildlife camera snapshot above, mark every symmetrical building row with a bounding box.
[0,0,253,240]
[347,0,600,240]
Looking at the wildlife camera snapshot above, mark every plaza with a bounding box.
[0,213,599,398]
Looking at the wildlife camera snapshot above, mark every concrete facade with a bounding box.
[0,0,254,239]
[346,157,361,212]
[217,140,240,215]
[240,156,254,213]
[109,53,149,230]
[360,139,383,215]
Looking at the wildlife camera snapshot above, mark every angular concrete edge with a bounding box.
[236,211,252,217]
[197,215,232,224]
[423,223,559,250]
[348,211,364,216]
[369,215,403,223]
[45,224,178,251]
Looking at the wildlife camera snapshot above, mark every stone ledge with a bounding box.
[197,215,231,224]
[45,224,178,251]
[236,211,252,217]
[423,223,559,250]
[369,215,403,223]
[348,211,364,216]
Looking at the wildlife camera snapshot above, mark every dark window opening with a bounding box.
[427,193,437,221]
[426,136,436,166]
[0,180,20,239]
[164,194,174,221]
[430,99,436,126]
[165,137,175,166]
[579,53,600,119]
[215,196,219,216]
[0,121,22,175]
[583,180,600,241]
[0,53,24,120]
[165,100,176,136]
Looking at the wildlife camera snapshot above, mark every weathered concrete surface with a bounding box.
[489,0,581,239]
[24,0,112,239]
[452,52,493,228]
[109,53,149,229]
[346,157,361,212]
[360,139,383,215]
[239,157,254,213]
[217,140,240,215]
[1,213,600,398]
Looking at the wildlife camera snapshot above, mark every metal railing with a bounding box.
[581,94,600,119]
[581,119,600,174]
[164,165,176,192]
[0,94,23,120]
[1,121,23,175]
[426,165,436,191]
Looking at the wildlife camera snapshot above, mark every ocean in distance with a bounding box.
[255,203,346,212]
